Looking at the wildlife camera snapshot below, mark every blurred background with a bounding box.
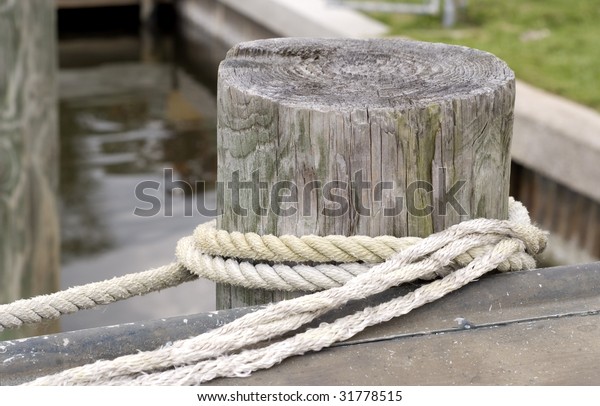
[0,0,598,340]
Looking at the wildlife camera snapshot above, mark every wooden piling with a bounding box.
[0,1,59,338]
[216,38,515,309]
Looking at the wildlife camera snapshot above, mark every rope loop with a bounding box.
[0,197,548,386]
[179,197,546,290]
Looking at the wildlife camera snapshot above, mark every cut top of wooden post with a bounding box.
[217,38,515,238]
[220,38,513,111]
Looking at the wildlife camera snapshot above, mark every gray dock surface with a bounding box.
[2,262,599,385]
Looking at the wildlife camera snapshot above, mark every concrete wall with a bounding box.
[177,0,387,44]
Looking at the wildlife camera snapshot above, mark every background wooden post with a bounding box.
[0,0,59,338]
[216,38,515,309]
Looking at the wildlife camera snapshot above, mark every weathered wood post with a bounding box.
[216,38,514,309]
[0,1,59,338]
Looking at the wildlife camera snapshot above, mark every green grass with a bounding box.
[369,0,600,111]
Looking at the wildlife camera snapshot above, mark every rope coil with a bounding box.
[0,198,547,385]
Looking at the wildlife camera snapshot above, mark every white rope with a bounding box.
[176,199,542,290]
[0,199,535,332]
[22,198,547,385]
[102,239,524,386]
[192,220,421,263]
[0,263,193,332]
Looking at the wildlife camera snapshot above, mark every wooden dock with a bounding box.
[56,0,171,8]
[2,261,599,385]
[57,0,143,8]
[1,0,597,387]
[55,0,172,22]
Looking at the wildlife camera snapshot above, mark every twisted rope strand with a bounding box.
[105,239,524,386]
[27,204,546,385]
[196,220,420,263]
[0,197,548,385]
[0,263,194,332]
[0,199,543,332]
[28,233,515,385]
[191,198,542,265]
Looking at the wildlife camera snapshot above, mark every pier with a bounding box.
[1,0,599,386]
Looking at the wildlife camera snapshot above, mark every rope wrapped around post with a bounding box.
[0,36,546,385]
[0,198,546,385]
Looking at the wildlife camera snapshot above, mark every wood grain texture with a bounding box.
[511,162,600,265]
[207,314,600,386]
[4,262,599,385]
[216,38,515,308]
[0,0,59,339]
[207,263,600,386]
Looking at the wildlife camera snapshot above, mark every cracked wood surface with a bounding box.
[0,0,59,339]
[216,38,515,308]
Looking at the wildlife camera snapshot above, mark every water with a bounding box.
[57,22,224,332]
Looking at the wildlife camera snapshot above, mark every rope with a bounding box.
[192,220,422,263]
[0,263,194,332]
[80,239,526,386]
[14,198,546,385]
[177,238,536,291]
[0,199,534,331]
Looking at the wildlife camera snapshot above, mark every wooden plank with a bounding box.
[2,262,599,385]
[56,0,172,9]
[338,262,600,345]
[0,0,60,341]
[585,202,600,258]
[0,307,258,386]
[56,0,141,8]
[510,163,600,265]
[208,313,600,385]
